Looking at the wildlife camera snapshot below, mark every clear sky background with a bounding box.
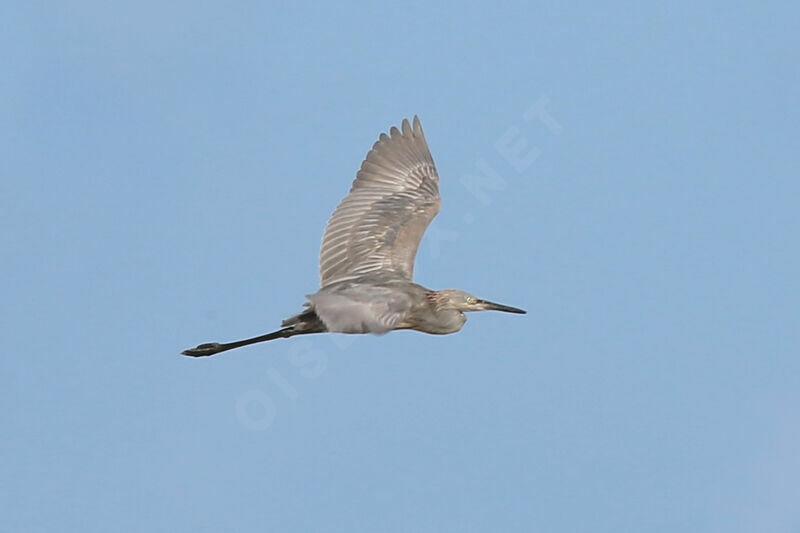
[2,2,799,532]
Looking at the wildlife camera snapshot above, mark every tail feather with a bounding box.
[281,307,322,329]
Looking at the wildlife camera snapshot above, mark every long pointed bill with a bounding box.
[478,299,527,314]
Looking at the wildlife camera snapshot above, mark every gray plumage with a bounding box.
[183,117,525,357]
[320,116,439,286]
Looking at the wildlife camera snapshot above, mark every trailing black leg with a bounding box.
[182,327,295,357]
[183,307,327,357]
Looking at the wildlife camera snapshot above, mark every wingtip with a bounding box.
[386,116,423,139]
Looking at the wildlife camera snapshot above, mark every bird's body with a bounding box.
[183,117,525,357]
[301,276,467,335]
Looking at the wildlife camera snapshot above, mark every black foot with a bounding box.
[182,342,223,357]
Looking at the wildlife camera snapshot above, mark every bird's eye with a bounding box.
[466,297,478,304]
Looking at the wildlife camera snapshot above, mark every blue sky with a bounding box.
[2,2,799,531]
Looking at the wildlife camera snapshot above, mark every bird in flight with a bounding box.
[183,116,525,357]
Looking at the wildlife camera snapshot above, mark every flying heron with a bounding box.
[183,116,525,357]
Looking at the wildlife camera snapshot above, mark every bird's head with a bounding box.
[433,289,526,314]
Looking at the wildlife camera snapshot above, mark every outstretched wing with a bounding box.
[319,116,440,287]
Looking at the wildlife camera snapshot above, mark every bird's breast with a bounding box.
[407,308,466,335]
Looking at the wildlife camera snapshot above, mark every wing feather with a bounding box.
[319,116,440,287]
